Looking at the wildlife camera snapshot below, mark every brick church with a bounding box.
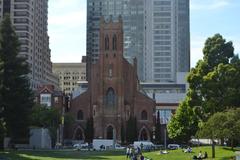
[67,17,155,143]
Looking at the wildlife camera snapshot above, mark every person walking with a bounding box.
[126,146,130,159]
[140,153,144,160]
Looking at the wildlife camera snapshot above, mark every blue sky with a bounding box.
[48,0,240,68]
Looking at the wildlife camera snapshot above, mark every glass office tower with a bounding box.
[144,0,190,82]
[87,0,145,80]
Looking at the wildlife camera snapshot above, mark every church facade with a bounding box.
[66,17,156,143]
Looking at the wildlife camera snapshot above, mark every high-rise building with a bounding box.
[144,0,190,82]
[0,0,57,89]
[87,0,145,80]
[52,63,86,95]
[87,0,190,82]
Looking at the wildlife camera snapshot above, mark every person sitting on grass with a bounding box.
[193,151,208,160]
[184,147,192,153]
[197,151,202,159]
[160,150,168,154]
[202,152,208,159]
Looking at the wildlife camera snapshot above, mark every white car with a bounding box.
[115,143,125,150]
[133,141,154,150]
[73,143,89,150]
[73,143,81,148]
[167,144,180,150]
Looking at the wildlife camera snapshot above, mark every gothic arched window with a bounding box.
[112,34,117,50]
[77,110,84,120]
[105,35,109,50]
[141,110,148,120]
[106,88,115,106]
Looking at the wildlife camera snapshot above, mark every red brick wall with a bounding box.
[67,18,155,142]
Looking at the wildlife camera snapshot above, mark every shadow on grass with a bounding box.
[219,156,236,160]
[222,147,240,152]
[0,150,125,160]
[0,152,32,160]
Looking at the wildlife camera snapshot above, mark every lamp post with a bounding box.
[152,126,156,142]
[164,126,167,149]
[113,129,116,149]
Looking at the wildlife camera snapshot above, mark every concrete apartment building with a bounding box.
[52,63,86,95]
[0,0,58,89]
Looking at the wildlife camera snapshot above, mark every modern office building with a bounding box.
[52,63,86,95]
[0,0,57,89]
[144,0,190,82]
[87,0,145,80]
[87,0,190,82]
[141,72,188,123]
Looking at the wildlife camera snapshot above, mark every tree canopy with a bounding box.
[0,14,34,142]
[187,34,237,120]
[198,109,240,149]
[167,99,199,143]
[31,105,62,148]
[168,34,240,144]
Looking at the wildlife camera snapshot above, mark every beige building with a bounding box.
[52,63,86,95]
[0,0,57,90]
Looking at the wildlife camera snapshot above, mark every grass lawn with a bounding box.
[0,146,237,160]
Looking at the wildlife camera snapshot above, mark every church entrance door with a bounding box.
[140,128,148,141]
[106,126,114,139]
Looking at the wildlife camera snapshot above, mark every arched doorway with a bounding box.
[139,127,150,141]
[106,126,114,139]
[73,127,85,140]
[140,129,148,140]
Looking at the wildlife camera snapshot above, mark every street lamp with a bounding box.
[152,126,156,142]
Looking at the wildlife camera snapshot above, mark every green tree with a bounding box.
[0,43,4,148]
[197,109,240,157]
[187,34,235,120]
[167,99,199,143]
[126,116,137,144]
[182,34,239,158]
[155,111,161,144]
[0,14,34,143]
[31,105,61,148]
[85,117,94,143]
[0,118,6,148]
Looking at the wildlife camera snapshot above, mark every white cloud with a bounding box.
[190,0,230,10]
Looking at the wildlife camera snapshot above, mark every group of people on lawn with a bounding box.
[193,151,208,160]
[183,147,208,159]
[125,144,208,160]
[126,146,145,160]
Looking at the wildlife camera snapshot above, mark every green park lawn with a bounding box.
[0,146,238,160]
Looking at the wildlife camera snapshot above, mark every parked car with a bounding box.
[93,139,114,150]
[115,143,125,150]
[167,144,180,150]
[73,143,89,150]
[154,144,164,150]
[133,141,155,150]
